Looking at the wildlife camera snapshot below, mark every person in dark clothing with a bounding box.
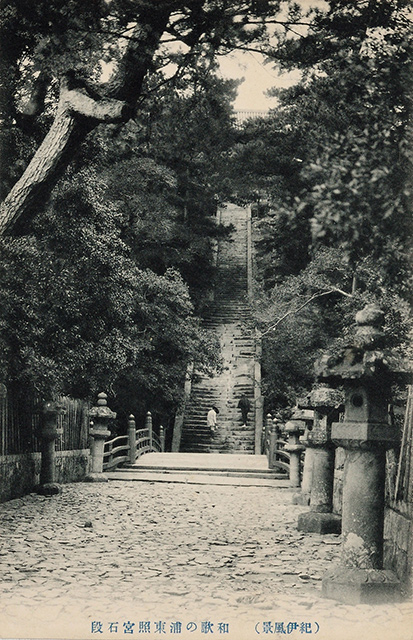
[238,394,251,425]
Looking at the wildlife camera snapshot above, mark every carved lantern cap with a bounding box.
[315,304,412,384]
[309,385,344,409]
[291,407,313,421]
[89,392,117,420]
[284,406,312,433]
[284,420,304,433]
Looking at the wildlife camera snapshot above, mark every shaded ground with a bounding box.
[0,481,411,640]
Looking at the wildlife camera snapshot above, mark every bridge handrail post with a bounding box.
[128,414,136,464]
[145,411,153,449]
[160,425,165,452]
[268,422,277,469]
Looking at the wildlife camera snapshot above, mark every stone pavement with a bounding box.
[0,481,411,640]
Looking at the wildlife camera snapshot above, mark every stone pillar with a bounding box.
[315,304,410,604]
[291,405,314,505]
[37,400,65,496]
[264,413,272,456]
[268,419,279,470]
[293,437,314,505]
[86,392,116,482]
[283,413,305,488]
[297,386,343,534]
[160,425,165,452]
[128,414,136,465]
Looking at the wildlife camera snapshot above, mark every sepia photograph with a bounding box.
[0,1,412,639]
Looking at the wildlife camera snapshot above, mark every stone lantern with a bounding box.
[283,408,309,488]
[86,392,116,482]
[292,398,315,505]
[37,399,65,496]
[315,303,411,604]
[297,385,343,534]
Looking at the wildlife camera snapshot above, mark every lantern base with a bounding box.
[36,482,61,496]
[322,567,400,605]
[298,511,341,534]
[292,491,310,506]
[85,473,108,483]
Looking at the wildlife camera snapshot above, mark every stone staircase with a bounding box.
[109,453,288,486]
[180,204,257,454]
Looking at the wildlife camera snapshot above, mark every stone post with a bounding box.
[160,425,165,452]
[37,399,65,496]
[293,433,314,505]
[283,410,306,488]
[268,419,279,470]
[315,304,411,604]
[291,404,314,505]
[264,413,272,455]
[86,392,116,482]
[128,414,136,465]
[145,411,153,449]
[297,385,343,534]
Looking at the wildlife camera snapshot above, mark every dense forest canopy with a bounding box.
[245,0,412,408]
[0,0,411,420]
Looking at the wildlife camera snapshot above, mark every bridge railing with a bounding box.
[135,427,163,458]
[102,411,165,471]
[103,435,130,471]
[263,414,290,473]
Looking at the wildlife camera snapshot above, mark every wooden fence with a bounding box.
[0,383,89,456]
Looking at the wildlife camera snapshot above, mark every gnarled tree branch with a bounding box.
[0,3,175,236]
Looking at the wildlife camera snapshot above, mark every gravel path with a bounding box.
[0,481,411,640]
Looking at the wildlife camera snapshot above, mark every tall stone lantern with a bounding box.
[283,408,310,488]
[37,399,65,496]
[292,398,315,505]
[315,304,411,604]
[297,385,343,534]
[86,392,116,482]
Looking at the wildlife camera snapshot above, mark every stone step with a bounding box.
[181,204,258,454]
[121,468,283,480]
[107,471,289,487]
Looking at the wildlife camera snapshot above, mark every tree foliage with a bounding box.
[0,49,239,415]
[1,0,284,414]
[0,0,288,233]
[0,167,221,417]
[230,0,413,409]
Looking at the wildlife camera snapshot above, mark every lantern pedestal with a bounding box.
[37,400,64,496]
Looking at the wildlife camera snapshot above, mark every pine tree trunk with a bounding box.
[0,107,88,234]
[0,5,173,236]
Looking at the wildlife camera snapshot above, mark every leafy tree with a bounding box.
[0,0,293,235]
[224,0,412,292]
[1,1,295,419]
[226,0,413,409]
[145,61,239,209]
[0,167,221,417]
[96,64,238,310]
[257,248,413,409]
